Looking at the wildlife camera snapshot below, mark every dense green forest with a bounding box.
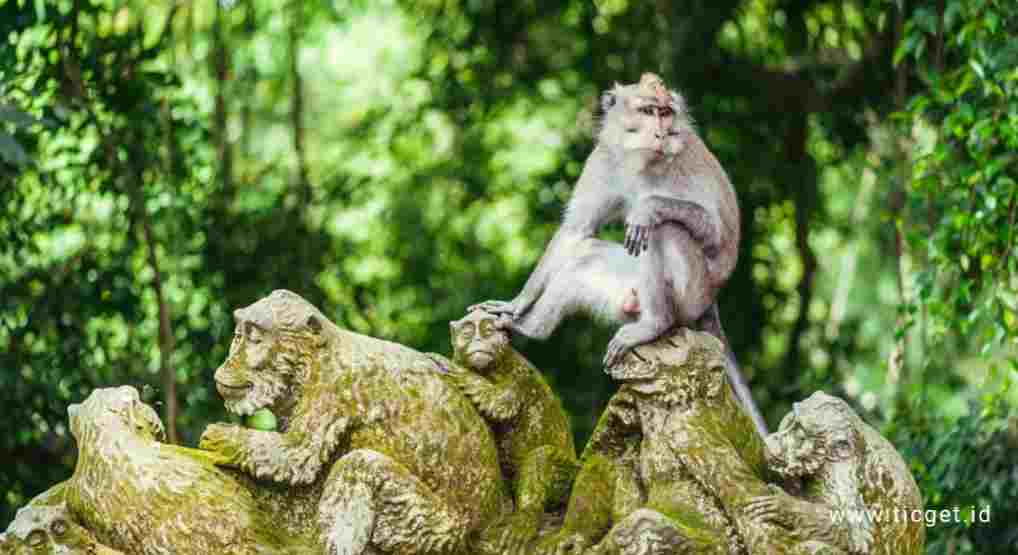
[1,0,1015,552]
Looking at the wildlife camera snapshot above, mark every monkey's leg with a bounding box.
[318,449,467,555]
[605,224,709,367]
[514,239,636,340]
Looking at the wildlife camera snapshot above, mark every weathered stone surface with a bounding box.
[749,392,925,555]
[196,290,509,554]
[0,482,124,554]
[2,292,925,555]
[433,309,578,554]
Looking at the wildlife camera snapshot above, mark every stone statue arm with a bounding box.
[442,364,522,422]
[199,398,351,486]
[744,486,870,554]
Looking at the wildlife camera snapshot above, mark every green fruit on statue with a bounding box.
[245,408,278,431]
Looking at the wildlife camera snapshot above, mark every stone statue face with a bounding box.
[214,290,321,417]
[765,392,859,478]
[68,386,165,445]
[3,503,103,555]
[450,310,509,373]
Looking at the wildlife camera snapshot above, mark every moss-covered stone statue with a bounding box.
[3,291,925,555]
[746,392,925,555]
[429,309,578,554]
[64,385,316,554]
[539,328,925,555]
[0,482,123,555]
[196,289,509,555]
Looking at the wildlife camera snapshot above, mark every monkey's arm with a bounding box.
[625,196,721,257]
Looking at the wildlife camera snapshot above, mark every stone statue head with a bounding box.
[68,385,165,446]
[606,328,727,408]
[1,503,107,555]
[450,309,510,373]
[765,391,864,479]
[214,289,326,417]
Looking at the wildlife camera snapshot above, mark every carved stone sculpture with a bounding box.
[196,290,509,555]
[746,392,925,555]
[537,328,751,555]
[2,292,925,555]
[431,309,579,554]
[0,482,123,555]
[63,385,315,554]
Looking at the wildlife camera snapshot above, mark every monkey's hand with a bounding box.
[624,203,662,256]
[469,294,535,321]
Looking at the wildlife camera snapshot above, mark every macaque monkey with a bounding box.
[473,73,767,436]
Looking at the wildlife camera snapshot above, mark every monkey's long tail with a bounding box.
[699,303,769,437]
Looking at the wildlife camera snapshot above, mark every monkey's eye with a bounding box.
[667,129,682,137]
[27,530,46,547]
[659,107,674,117]
[51,519,68,537]
[638,106,655,116]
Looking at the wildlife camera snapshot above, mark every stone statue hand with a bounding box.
[198,423,245,467]
[624,202,661,257]
[743,485,801,528]
[535,530,591,555]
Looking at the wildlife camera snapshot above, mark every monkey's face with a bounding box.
[450,311,509,373]
[3,504,102,554]
[599,73,691,172]
[765,396,859,479]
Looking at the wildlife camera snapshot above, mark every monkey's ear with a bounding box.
[601,90,617,112]
[669,91,688,114]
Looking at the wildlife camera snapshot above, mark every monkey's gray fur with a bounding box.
[473,73,767,436]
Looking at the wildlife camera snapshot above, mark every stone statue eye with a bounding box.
[27,530,46,547]
[51,519,68,536]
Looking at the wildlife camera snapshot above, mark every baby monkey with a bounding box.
[473,73,766,435]
[430,309,578,555]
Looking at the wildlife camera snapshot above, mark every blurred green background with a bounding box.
[1,0,1016,552]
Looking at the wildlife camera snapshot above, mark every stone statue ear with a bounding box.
[601,90,617,112]
[306,314,322,334]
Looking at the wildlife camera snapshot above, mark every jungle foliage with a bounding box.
[1,1,1015,552]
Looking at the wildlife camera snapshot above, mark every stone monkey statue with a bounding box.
[746,392,925,555]
[473,72,767,435]
[429,309,578,555]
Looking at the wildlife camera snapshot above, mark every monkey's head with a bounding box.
[598,72,693,173]
[215,290,326,417]
[765,392,864,479]
[450,310,510,374]
[1,503,109,555]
